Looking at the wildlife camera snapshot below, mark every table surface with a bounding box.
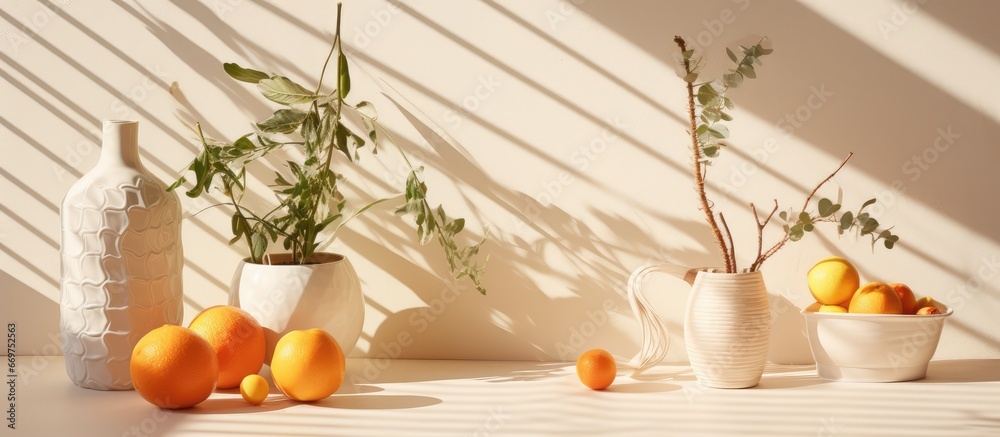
[9,357,1000,436]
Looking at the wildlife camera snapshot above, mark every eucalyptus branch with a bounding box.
[751,153,853,271]
[675,35,733,273]
[669,38,896,273]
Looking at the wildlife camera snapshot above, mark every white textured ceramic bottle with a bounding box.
[628,264,771,388]
[59,120,183,390]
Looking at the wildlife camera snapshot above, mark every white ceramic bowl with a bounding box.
[802,307,953,382]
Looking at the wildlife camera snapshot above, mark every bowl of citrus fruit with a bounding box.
[801,256,953,382]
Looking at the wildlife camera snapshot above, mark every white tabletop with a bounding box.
[10,357,1000,436]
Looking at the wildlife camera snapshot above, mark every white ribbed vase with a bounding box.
[59,120,183,391]
[628,265,770,388]
[684,270,770,388]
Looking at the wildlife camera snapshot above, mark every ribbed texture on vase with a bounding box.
[684,270,770,388]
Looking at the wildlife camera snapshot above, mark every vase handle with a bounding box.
[627,262,702,375]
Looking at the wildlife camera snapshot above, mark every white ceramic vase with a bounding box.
[59,120,183,390]
[228,252,365,362]
[628,264,770,388]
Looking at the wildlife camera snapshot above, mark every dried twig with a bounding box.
[719,212,736,272]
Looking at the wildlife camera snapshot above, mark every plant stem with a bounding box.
[314,2,342,96]
[753,153,854,270]
[675,35,733,273]
[749,199,778,272]
[300,2,344,264]
[719,212,736,271]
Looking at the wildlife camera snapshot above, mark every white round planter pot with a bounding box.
[228,252,364,362]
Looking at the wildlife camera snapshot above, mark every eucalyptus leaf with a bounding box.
[708,125,729,138]
[840,211,854,230]
[818,198,841,217]
[726,47,738,63]
[789,224,804,241]
[684,73,699,83]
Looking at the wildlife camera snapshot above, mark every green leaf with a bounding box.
[251,232,267,262]
[335,124,350,161]
[233,135,255,150]
[884,239,895,249]
[726,47,738,63]
[737,64,756,79]
[818,198,841,217]
[167,176,186,192]
[861,217,879,235]
[708,125,729,139]
[803,223,814,232]
[338,52,351,99]
[256,109,307,134]
[799,211,812,224]
[696,124,710,136]
[257,76,317,105]
[860,198,877,211]
[723,72,743,88]
[719,111,733,121]
[779,211,787,221]
[840,211,854,230]
[788,224,804,241]
[683,73,698,83]
[701,145,719,157]
[697,84,716,104]
[223,63,269,83]
[682,49,694,60]
[451,218,465,234]
[355,101,377,120]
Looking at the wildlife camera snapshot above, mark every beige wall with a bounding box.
[3,0,998,363]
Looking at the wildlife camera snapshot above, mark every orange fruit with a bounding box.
[576,349,616,390]
[188,306,266,389]
[888,283,917,314]
[848,282,903,314]
[270,329,345,401]
[807,257,860,305]
[917,306,942,315]
[130,325,218,409]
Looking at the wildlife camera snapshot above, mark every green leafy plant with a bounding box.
[674,36,899,273]
[169,3,487,294]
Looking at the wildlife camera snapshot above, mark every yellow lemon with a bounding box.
[818,304,848,313]
[807,256,860,305]
[270,329,345,401]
